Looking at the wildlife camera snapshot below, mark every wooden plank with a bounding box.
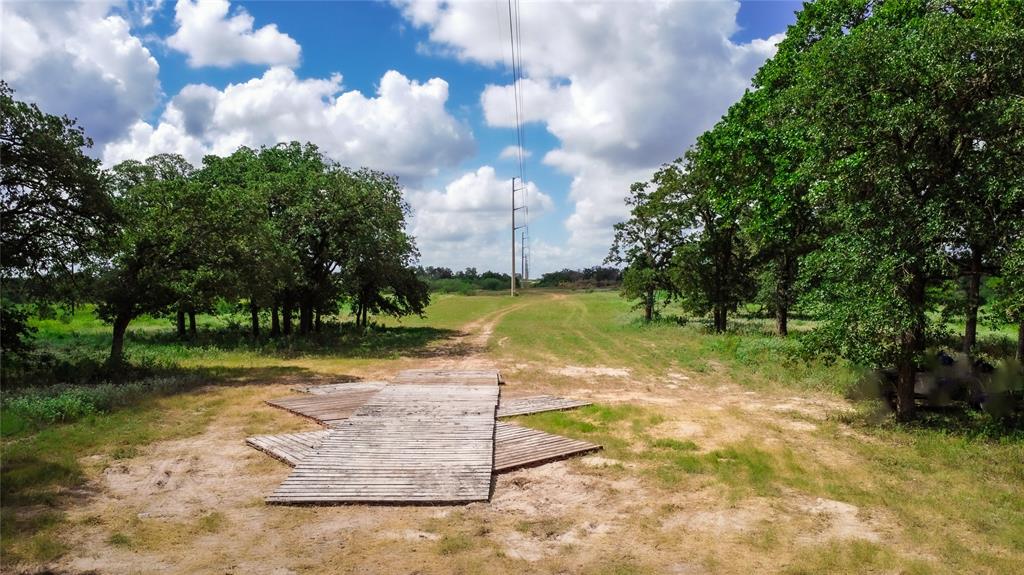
[266,388,383,427]
[267,371,500,504]
[246,431,329,466]
[247,423,601,474]
[494,423,601,472]
[497,395,592,418]
[291,381,388,395]
[392,369,502,386]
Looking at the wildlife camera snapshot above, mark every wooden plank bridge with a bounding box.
[253,370,600,505]
[249,423,601,473]
[267,371,500,504]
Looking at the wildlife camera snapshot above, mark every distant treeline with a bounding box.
[414,267,517,294]
[534,267,622,289]
[2,82,428,368]
[412,266,622,293]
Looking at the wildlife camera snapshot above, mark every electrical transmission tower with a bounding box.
[506,0,529,296]
[511,177,528,296]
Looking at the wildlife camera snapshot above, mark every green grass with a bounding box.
[107,532,132,548]
[782,540,933,575]
[491,291,862,395]
[647,438,699,451]
[437,533,474,555]
[381,293,517,330]
[1,375,209,431]
[10,304,461,388]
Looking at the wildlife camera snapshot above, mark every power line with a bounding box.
[506,0,529,294]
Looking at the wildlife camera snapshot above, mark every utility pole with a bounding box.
[511,177,526,297]
[521,229,527,288]
[511,178,516,297]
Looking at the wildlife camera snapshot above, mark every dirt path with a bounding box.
[44,298,936,574]
[417,298,535,369]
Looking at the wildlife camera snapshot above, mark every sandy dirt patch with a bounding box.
[552,365,632,378]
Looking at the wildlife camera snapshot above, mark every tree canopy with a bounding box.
[0,82,429,367]
[97,143,428,364]
[610,0,1024,418]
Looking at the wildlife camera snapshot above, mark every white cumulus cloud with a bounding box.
[397,0,784,264]
[102,67,475,183]
[406,166,552,270]
[499,145,531,161]
[167,0,301,68]
[0,1,161,147]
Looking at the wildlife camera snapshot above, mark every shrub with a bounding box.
[0,375,203,429]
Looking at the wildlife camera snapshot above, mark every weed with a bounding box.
[648,438,698,451]
[1,374,205,430]
[782,540,934,575]
[107,532,132,548]
[515,518,571,539]
[110,445,139,460]
[437,533,473,555]
[26,534,68,562]
[197,511,227,533]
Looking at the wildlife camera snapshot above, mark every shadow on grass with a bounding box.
[835,399,1024,442]
[0,364,350,434]
[30,322,457,359]
[3,323,460,390]
[933,332,1019,361]
[401,329,488,359]
[128,323,460,359]
[903,404,1024,440]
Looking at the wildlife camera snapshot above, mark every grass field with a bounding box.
[2,290,1022,573]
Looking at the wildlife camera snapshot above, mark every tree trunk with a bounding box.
[282,300,293,335]
[643,289,654,323]
[109,313,132,369]
[963,249,982,355]
[314,308,322,333]
[895,271,926,420]
[711,306,727,333]
[895,349,916,420]
[188,309,197,338]
[299,301,313,334]
[776,305,788,337]
[361,305,368,328]
[176,308,186,339]
[250,302,260,339]
[775,255,790,337]
[1017,319,1023,362]
[271,305,281,337]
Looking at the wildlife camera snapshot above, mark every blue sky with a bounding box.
[2,0,803,275]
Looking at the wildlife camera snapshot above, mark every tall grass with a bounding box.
[1,375,205,433]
